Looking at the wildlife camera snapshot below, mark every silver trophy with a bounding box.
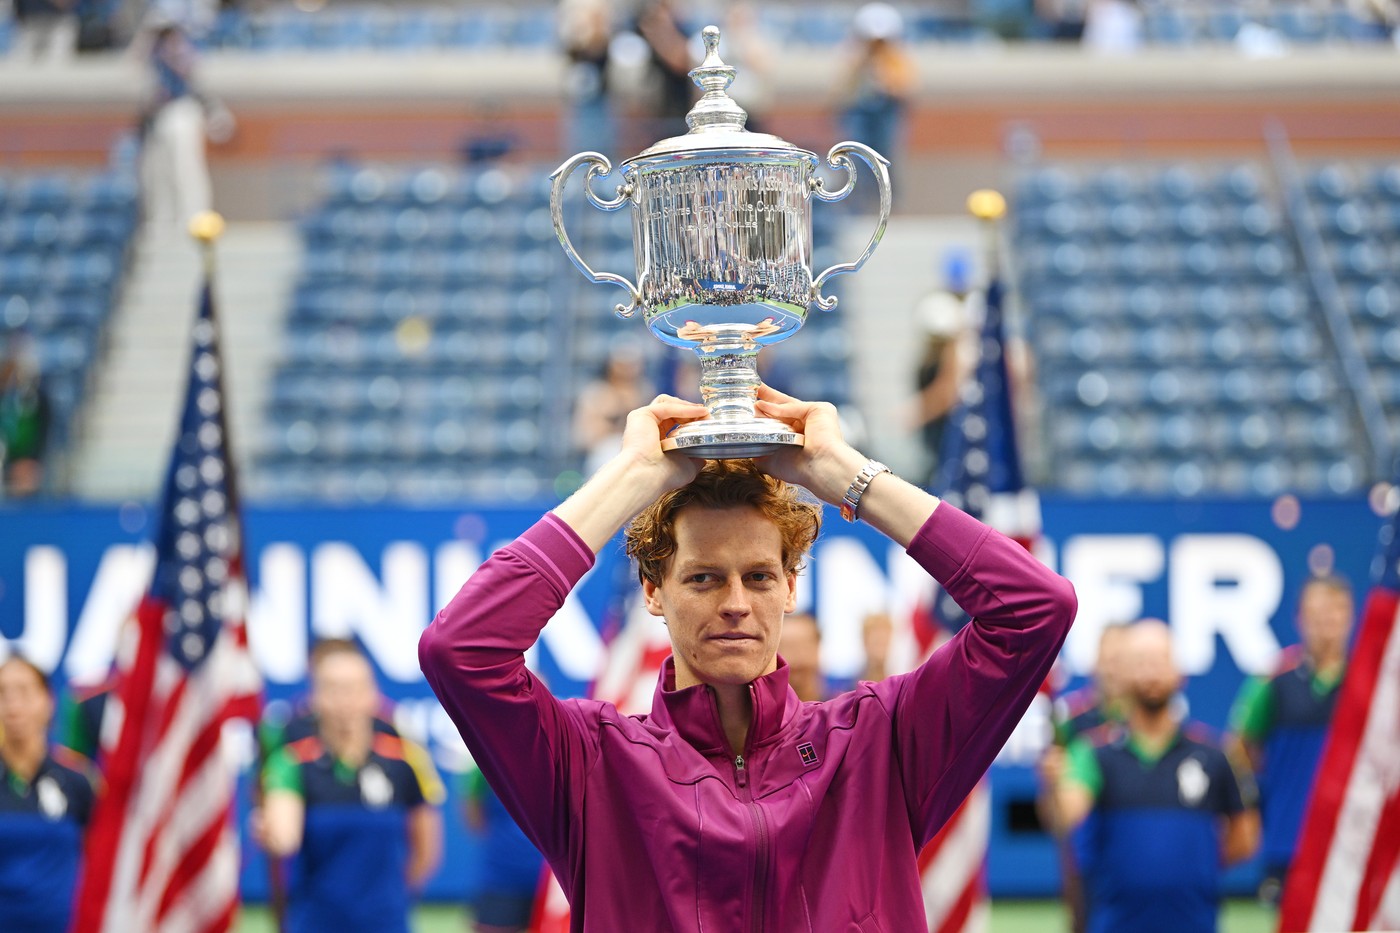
[551,25,891,458]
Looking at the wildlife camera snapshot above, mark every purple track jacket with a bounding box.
[420,503,1077,931]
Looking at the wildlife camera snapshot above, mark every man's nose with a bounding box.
[718,577,751,616]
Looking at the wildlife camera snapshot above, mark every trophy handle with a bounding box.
[809,141,892,312]
[549,152,642,318]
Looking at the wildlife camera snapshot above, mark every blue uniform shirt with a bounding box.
[265,733,440,933]
[1069,724,1245,933]
[0,749,97,933]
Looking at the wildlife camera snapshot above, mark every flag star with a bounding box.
[195,353,218,381]
[163,610,182,634]
[180,567,204,594]
[197,388,221,416]
[200,456,224,485]
[181,632,204,661]
[201,490,226,518]
[175,498,201,526]
[192,320,214,347]
[177,532,201,560]
[204,523,230,553]
[964,415,987,441]
[176,465,199,492]
[205,557,228,584]
[198,423,222,451]
[967,450,989,476]
[207,592,224,620]
[181,600,204,625]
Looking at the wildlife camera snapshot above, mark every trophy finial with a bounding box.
[686,25,747,134]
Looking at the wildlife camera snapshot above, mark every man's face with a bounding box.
[779,614,821,680]
[1095,627,1131,703]
[310,652,379,735]
[1126,624,1181,714]
[643,505,798,692]
[1298,583,1354,660]
[0,660,52,746]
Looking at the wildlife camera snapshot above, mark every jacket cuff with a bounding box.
[905,503,992,583]
[509,512,596,597]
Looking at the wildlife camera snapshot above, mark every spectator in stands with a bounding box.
[1036,0,1088,40]
[257,639,444,933]
[462,765,545,933]
[0,339,52,498]
[910,249,972,485]
[11,0,77,62]
[139,14,230,228]
[572,339,655,476]
[1229,574,1355,905]
[778,612,826,702]
[634,0,694,137]
[1081,0,1144,54]
[559,0,616,155]
[837,3,915,194]
[1049,620,1259,933]
[0,654,97,933]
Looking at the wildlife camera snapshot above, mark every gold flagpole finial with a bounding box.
[966,189,1006,222]
[189,210,226,244]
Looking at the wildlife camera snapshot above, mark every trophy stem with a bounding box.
[661,347,804,459]
[698,351,761,422]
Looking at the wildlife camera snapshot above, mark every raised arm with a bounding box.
[417,395,706,868]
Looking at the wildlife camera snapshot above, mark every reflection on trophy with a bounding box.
[551,25,892,458]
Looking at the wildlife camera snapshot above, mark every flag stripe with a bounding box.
[1280,576,1400,930]
[1357,776,1400,929]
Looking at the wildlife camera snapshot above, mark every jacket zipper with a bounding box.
[734,753,769,933]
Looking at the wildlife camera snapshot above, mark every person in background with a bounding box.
[11,0,77,62]
[257,639,444,933]
[1049,620,1259,933]
[0,654,97,933]
[1229,574,1355,905]
[910,249,972,485]
[777,612,826,702]
[1038,622,1131,933]
[139,14,232,228]
[573,340,656,475]
[838,2,915,190]
[559,0,616,156]
[0,339,52,498]
[462,764,545,933]
[635,0,694,137]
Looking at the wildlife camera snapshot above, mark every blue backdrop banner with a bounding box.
[0,494,1381,899]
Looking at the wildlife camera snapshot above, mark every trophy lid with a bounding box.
[627,25,812,162]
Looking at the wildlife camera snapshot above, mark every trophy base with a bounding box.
[662,418,804,459]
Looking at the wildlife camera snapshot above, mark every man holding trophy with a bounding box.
[419,27,1077,928]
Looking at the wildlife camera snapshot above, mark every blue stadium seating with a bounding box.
[1015,160,1370,496]
[254,161,851,503]
[0,167,138,487]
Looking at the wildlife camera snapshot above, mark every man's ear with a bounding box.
[784,573,798,614]
[642,577,666,617]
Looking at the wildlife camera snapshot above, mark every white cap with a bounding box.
[854,3,904,41]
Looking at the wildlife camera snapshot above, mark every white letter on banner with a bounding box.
[311,542,428,683]
[64,544,155,686]
[8,546,67,673]
[248,544,307,684]
[1062,535,1164,677]
[1169,534,1283,676]
[538,576,604,682]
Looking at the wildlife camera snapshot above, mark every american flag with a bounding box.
[1278,487,1400,932]
[72,275,262,933]
[920,271,1039,933]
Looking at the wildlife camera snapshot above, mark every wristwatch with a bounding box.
[839,459,890,523]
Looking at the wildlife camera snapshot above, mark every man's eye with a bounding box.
[688,574,713,584]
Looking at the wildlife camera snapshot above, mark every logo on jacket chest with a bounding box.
[797,742,820,768]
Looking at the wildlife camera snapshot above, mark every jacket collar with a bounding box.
[648,656,801,756]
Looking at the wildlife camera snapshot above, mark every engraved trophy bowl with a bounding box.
[551,24,892,458]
